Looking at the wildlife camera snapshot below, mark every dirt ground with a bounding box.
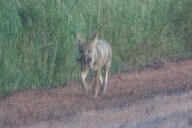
[1,60,192,128]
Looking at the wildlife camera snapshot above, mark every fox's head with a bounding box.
[76,33,98,66]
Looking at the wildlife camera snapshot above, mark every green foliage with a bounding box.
[0,0,192,97]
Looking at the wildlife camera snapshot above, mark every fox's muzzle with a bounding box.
[85,57,92,63]
[76,57,92,66]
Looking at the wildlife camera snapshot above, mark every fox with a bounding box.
[76,33,112,99]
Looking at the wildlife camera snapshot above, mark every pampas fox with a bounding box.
[76,33,112,98]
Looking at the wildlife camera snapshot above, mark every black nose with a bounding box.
[87,58,92,63]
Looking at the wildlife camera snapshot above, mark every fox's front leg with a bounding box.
[81,68,89,95]
[93,67,101,99]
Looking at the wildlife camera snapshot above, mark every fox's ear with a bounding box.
[76,34,84,45]
[89,32,98,48]
[90,32,98,42]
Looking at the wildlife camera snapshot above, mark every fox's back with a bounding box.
[95,40,112,65]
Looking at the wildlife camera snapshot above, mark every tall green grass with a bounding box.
[0,0,192,97]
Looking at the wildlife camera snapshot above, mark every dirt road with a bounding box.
[1,60,192,128]
[20,91,192,128]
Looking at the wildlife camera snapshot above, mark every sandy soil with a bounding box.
[0,60,192,128]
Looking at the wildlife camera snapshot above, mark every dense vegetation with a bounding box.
[0,0,192,97]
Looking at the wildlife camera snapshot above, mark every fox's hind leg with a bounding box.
[99,74,104,87]
[102,61,111,94]
[81,68,89,95]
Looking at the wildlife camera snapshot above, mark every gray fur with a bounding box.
[76,33,112,98]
